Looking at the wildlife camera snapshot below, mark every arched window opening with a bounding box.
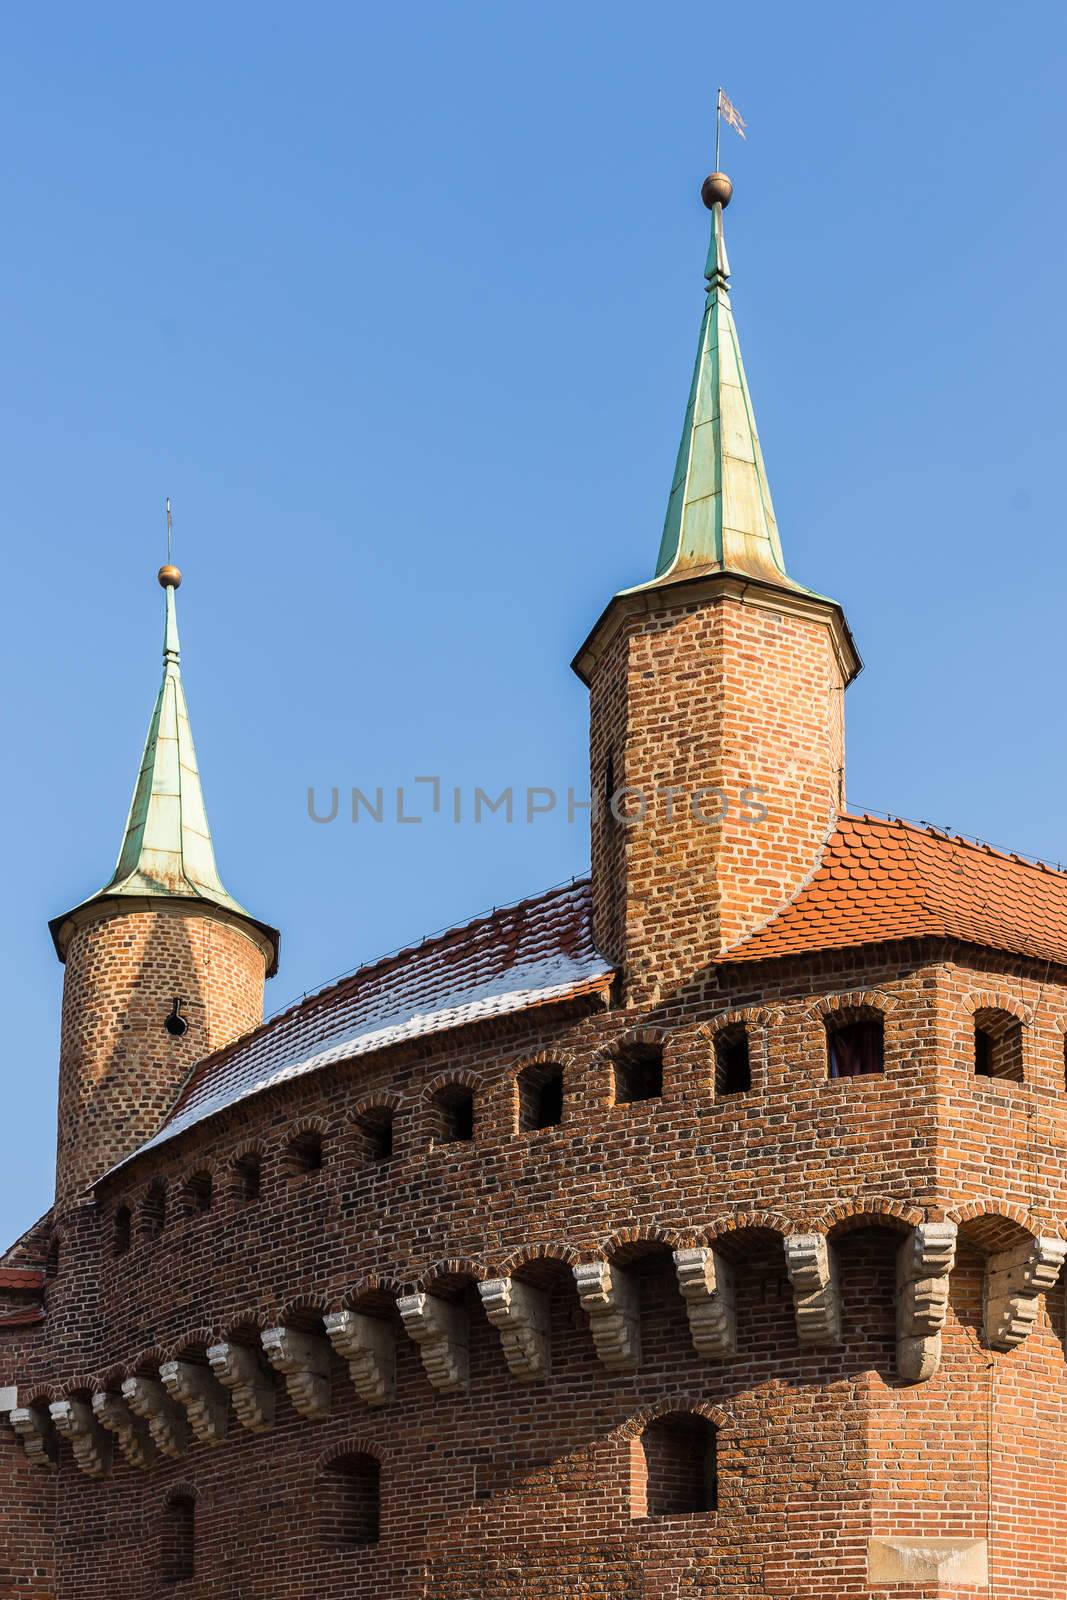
[638,1413,717,1518]
[973,1009,1023,1082]
[321,1451,381,1547]
[283,1129,324,1178]
[714,1026,751,1095]
[141,1180,167,1241]
[162,1491,195,1583]
[432,1084,475,1144]
[517,1062,564,1131]
[825,1009,884,1078]
[183,1171,213,1215]
[357,1106,395,1163]
[612,1040,663,1104]
[114,1204,132,1257]
[234,1152,262,1203]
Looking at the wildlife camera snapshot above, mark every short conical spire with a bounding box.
[50,563,278,972]
[653,172,805,590]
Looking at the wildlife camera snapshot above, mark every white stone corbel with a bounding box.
[323,1310,396,1406]
[49,1398,112,1478]
[478,1277,551,1381]
[896,1222,958,1383]
[92,1391,156,1468]
[573,1260,641,1371]
[984,1235,1067,1352]
[159,1360,229,1446]
[397,1292,469,1392]
[673,1246,736,1359]
[260,1326,331,1421]
[121,1376,189,1459]
[207,1342,275,1433]
[10,1405,58,1471]
[785,1233,842,1345]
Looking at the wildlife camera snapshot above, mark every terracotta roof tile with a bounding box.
[723,813,1067,967]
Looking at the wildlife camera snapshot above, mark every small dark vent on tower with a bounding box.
[164,997,189,1039]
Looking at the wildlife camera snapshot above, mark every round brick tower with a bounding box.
[48,562,278,1210]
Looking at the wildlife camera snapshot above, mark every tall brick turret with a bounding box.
[48,561,278,1210]
[574,172,860,1006]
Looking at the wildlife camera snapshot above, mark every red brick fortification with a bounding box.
[586,583,850,1007]
[54,906,268,1211]
[4,930,1067,1597]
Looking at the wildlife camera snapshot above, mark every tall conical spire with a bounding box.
[653,172,805,591]
[50,561,278,971]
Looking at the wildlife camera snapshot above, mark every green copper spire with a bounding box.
[50,562,278,972]
[653,172,805,591]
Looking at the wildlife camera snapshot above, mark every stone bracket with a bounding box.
[573,1260,641,1371]
[324,1310,397,1406]
[985,1235,1067,1352]
[10,1404,58,1471]
[207,1342,275,1433]
[260,1326,332,1421]
[896,1222,957,1383]
[121,1376,189,1459]
[92,1391,156,1468]
[478,1277,551,1381]
[160,1360,230,1446]
[673,1246,736,1359]
[398,1292,470,1392]
[50,1398,112,1478]
[785,1233,841,1345]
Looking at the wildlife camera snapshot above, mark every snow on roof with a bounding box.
[109,879,613,1175]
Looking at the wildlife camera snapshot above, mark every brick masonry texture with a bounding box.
[7,560,1067,1595]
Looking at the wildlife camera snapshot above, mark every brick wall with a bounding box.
[54,906,268,1211]
[7,937,1067,1595]
[587,586,846,1006]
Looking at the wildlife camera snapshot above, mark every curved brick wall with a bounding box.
[54,906,268,1211]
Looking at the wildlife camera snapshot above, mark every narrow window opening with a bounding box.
[518,1062,564,1131]
[45,1237,60,1280]
[114,1205,132,1257]
[714,1026,751,1095]
[234,1152,262,1203]
[321,1451,380,1547]
[638,1413,718,1518]
[183,1172,213,1214]
[284,1130,324,1177]
[826,1013,884,1078]
[358,1107,395,1163]
[972,1010,1023,1082]
[433,1085,475,1144]
[162,1492,195,1583]
[612,1040,663,1104]
[604,751,616,821]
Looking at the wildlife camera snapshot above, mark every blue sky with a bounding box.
[2,2,1065,1244]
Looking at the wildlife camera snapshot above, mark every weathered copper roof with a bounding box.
[723,812,1067,967]
[107,880,614,1174]
[49,571,278,972]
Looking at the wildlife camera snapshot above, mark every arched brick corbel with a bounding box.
[573,1258,641,1372]
[207,1331,275,1435]
[261,1301,332,1422]
[50,1391,112,1478]
[324,1300,397,1408]
[10,1396,58,1471]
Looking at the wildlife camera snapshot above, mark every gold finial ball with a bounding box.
[701,171,733,210]
[158,563,182,589]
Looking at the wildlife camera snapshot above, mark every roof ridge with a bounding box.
[846,809,1067,880]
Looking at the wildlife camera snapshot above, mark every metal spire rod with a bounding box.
[165,497,173,562]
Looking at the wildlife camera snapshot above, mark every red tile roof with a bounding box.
[724,813,1067,967]
[109,880,613,1174]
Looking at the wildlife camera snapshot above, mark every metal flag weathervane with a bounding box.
[715,86,747,170]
